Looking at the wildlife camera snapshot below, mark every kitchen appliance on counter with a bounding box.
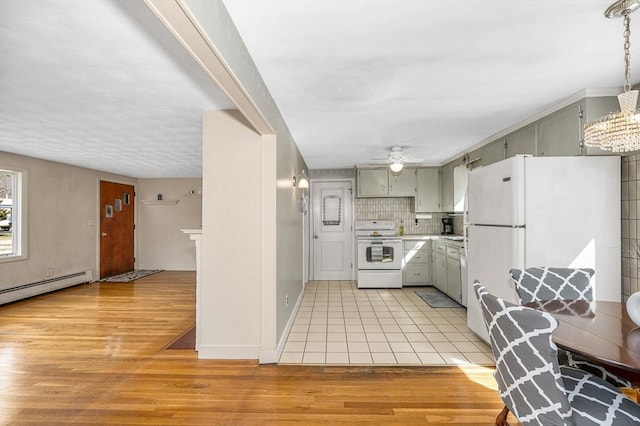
[465,155,620,342]
[356,220,402,288]
[441,217,453,234]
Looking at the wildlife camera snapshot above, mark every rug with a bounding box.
[415,289,463,308]
[100,269,161,283]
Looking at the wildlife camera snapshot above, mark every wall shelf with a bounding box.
[184,193,202,198]
[142,199,179,205]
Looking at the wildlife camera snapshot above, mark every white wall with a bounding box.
[276,133,306,339]
[0,151,136,290]
[199,110,266,358]
[182,0,308,361]
[137,178,202,270]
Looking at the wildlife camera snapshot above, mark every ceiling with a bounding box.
[0,0,637,177]
[224,0,634,168]
[0,0,234,178]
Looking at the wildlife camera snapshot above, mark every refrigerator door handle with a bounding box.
[463,187,469,258]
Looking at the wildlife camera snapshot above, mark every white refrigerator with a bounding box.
[465,155,621,342]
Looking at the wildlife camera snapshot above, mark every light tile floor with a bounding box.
[279,281,494,366]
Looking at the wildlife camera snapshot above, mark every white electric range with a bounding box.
[355,220,403,288]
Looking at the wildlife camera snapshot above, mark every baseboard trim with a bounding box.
[136,264,195,271]
[197,344,260,359]
[1,270,93,305]
[259,287,305,364]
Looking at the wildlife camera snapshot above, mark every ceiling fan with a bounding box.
[369,146,424,174]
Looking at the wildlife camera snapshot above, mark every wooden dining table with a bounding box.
[524,299,640,386]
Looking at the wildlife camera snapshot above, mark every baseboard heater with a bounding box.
[0,270,93,305]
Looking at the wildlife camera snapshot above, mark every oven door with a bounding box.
[357,238,402,270]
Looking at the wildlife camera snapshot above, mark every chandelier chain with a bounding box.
[583,1,640,153]
[624,11,632,92]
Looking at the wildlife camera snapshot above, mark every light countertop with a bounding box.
[401,234,464,246]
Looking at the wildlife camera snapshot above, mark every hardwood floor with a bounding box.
[0,271,518,425]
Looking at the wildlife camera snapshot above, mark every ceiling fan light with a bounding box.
[390,162,404,173]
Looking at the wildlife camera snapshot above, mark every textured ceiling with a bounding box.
[1,1,636,178]
[224,0,634,168]
[0,0,234,178]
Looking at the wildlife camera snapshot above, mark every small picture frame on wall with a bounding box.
[124,193,131,205]
[105,205,113,218]
[115,199,122,212]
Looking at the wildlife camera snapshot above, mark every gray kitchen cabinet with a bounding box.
[583,96,623,156]
[432,240,463,303]
[481,140,506,166]
[452,164,468,213]
[402,239,432,286]
[445,246,462,304]
[357,168,388,197]
[538,97,620,157]
[415,168,440,212]
[537,102,582,157]
[388,168,417,197]
[506,125,536,158]
[440,164,454,212]
[433,243,447,292]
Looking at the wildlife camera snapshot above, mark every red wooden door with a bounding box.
[100,181,135,278]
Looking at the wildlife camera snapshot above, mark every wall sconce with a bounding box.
[293,170,309,189]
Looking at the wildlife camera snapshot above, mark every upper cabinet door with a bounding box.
[388,168,417,197]
[537,103,582,157]
[453,164,468,213]
[416,168,440,212]
[506,125,536,158]
[482,140,506,167]
[583,96,622,156]
[440,164,453,212]
[357,168,388,197]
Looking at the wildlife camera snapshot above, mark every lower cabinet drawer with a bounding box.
[404,249,430,264]
[446,246,460,260]
[404,264,431,284]
[434,243,447,255]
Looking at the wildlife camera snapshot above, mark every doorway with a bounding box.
[100,180,135,278]
[311,180,354,281]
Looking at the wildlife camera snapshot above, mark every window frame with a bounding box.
[0,167,28,263]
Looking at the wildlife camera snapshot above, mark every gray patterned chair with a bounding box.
[474,281,640,426]
[510,267,594,304]
[510,267,634,389]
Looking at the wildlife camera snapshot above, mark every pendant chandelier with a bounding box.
[584,0,640,152]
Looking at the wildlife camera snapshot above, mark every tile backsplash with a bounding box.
[622,155,639,300]
[355,197,463,235]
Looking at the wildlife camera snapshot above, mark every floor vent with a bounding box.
[0,270,93,305]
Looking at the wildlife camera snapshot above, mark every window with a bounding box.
[0,168,26,261]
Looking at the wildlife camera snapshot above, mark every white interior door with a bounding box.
[311,181,353,280]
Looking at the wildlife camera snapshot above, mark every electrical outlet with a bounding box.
[46,267,53,277]
[286,295,289,307]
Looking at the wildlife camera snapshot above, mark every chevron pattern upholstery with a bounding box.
[474,282,640,425]
[510,267,594,304]
[510,267,634,389]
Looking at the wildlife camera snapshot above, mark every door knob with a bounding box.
[314,235,319,239]
[101,232,107,237]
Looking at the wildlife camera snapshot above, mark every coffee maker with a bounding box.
[441,217,453,235]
